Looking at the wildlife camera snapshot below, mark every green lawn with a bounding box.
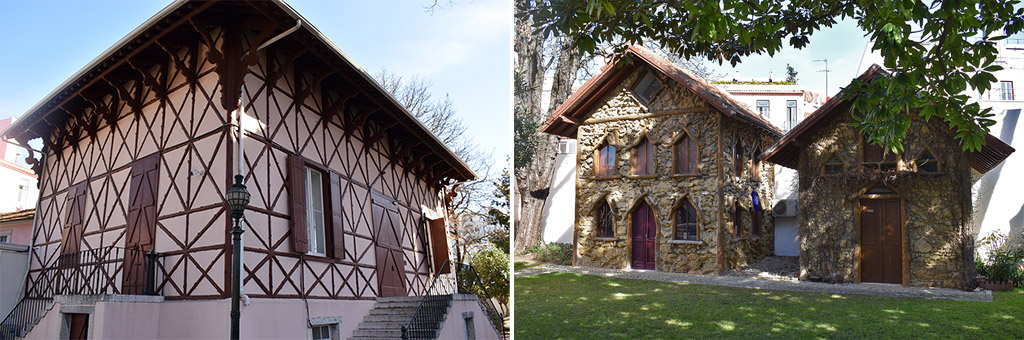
[515,273,1024,339]
[514,261,539,271]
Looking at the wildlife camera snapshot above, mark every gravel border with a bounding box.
[515,264,993,302]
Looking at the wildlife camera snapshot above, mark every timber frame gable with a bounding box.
[1,0,473,302]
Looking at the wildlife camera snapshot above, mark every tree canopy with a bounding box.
[532,0,1024,152]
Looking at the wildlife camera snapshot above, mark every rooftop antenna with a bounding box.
[814,59,831,97]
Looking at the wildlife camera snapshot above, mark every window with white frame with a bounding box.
[306,167,327,255]
[310,324,338,340]
[1001,81,1015,100]
[756,100,770,118]
[786,100,798,130]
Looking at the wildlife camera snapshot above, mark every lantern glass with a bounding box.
[226,175,250,218]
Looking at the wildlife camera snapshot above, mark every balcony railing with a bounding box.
[1,246,163,340]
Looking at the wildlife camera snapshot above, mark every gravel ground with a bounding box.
[725,256,800,282]
[515,263,992,302]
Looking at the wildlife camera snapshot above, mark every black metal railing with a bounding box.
[401,260,509,340]
[402,260,457,340]
[457,263,509,340]
[1,246,163,340]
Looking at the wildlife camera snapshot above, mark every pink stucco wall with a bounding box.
[436,294,503,340]
[24,297,377,339]
[0,219,32,246]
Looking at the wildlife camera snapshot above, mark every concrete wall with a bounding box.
[0,243,29,321]
[436,294,502,340]
[24,297,376,340]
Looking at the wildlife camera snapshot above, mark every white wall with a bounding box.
[436,294,502,340]
[0,243,29,321]
[772,166,800,256]
[541,139,577,244]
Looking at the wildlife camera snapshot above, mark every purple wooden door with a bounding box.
[631,202,656,270]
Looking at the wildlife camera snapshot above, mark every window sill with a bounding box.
[667,239,703,245]
[591,236,620,242]
[670,173,700,178]
[626,174,658,179]
[590,175,621,180]
[730,237,747,243]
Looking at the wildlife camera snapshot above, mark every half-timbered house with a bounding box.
[763,65,1016,288]
[0,1,502,339]
[540,46,782,274]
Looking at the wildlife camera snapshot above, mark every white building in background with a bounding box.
[0,117,38,214]
[714,82,826,132]
[715,82,826,256]
[858,37,1024,248]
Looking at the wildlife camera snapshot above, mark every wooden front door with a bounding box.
[124,153,160,294]
[860,199,902,284]
[631,202,656,270]
[373,198,407,297]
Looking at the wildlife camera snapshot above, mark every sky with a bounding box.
[0,0,511,176]
[704,18,870,98]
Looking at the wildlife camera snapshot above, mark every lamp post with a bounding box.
[226,174,250,340]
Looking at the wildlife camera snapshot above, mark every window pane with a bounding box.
[596,203,613,237]
[306,168,326,254]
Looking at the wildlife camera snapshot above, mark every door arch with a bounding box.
[630,200,657,270]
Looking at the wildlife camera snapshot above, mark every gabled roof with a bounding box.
[763,64,1015,173]
[540,46,783,138]
[0,0,474,183]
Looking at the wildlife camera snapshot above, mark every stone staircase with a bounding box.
[350,295,453,340]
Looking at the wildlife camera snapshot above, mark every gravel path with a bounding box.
[515,263,992,302]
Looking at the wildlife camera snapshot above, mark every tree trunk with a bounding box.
[513,0,582,252]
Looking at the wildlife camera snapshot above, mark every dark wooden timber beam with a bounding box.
[11,1,216,141]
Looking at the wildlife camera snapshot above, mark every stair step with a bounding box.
[368,307,418,316]
[375,296,430,303]
[361,314,415,323]
[352,329,403,338]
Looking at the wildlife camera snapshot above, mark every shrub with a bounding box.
[976,231,1024,287]
[521,242,572,265]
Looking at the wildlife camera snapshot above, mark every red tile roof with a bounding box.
[540,45,783,138]
[0,209,34,223]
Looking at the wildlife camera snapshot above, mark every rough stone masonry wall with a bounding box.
[719,117,777,270]
[797,108,971,288]
[574,68,776,273]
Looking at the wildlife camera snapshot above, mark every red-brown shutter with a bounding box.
[329,171,345,259]
[126,153,160,248]
[288,154,308,253]
[61,182,88,254]
[427,218,450,274]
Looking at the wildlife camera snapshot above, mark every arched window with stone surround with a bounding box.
[674,198,698,241]
[673,132,698,175]
[594,200,615,238]
[915,147,940,173]
[633,136,655,175]
[823,152,845,174]
[733,141,744,177]
[594,140,617,177]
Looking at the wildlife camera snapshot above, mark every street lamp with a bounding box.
[226,174,250,340]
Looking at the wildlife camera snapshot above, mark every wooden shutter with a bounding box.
[61,182,88,254]
[288,154,308,253]
[126,153,160,249]
[329,171,345,259]
[427,218,450,274]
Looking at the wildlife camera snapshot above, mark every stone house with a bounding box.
[763,65,1015,288]
[0,1,502,339]
[540,46,782,274]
